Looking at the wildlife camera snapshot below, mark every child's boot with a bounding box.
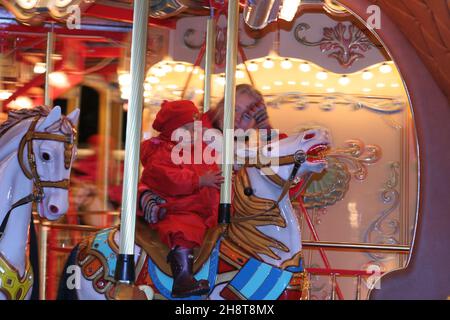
[167,246,210,298]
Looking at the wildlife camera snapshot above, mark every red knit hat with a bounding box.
[153,100,199,138]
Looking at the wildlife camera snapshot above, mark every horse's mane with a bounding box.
[0,106,51,139]
[226,168,289,260]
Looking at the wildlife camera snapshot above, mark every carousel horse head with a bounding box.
[0,105,79,221]
[240,127,331,181]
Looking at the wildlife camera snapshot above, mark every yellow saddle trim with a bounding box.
[0,253,33,300]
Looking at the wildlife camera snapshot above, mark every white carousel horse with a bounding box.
[59,128,330,300]
[0,106,79,300]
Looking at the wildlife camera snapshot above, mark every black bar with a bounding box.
[218,203,231,224]
[114,254,135,283]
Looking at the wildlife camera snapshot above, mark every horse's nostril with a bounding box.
[49,205,59,214]
[304,133,315,140]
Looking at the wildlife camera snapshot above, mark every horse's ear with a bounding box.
[37,106,62,131]
[66,108,80,126]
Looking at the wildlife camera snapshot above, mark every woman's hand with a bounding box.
[140,191,167,224]
[199,170,224,189]
[249,101,271,129]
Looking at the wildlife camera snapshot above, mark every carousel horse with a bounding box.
[0,106,79,300]
[58,128,330,300]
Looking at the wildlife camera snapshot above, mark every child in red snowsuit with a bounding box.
[138,100,223,298]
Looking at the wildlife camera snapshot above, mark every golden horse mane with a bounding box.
[226,168,289,260]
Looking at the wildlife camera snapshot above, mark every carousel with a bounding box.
[0,0,449,301]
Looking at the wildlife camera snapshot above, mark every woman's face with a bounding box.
[235,92,257,130]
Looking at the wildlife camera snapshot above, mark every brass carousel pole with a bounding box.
[39,27,55,300]
[44,27,54,106]
[203,11,216,113]
[114,0,149,284]
[218,0,239,224]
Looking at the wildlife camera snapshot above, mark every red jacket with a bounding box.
[138,136,220,247]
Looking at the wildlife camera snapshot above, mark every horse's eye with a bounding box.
[267,146,272,152]
[304,133,315,140]
[42,152,51,161]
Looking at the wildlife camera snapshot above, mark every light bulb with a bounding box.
[261,85,271,91]
[279,0,301,22]
[288,81,296,85]
[0,90,12,101]
[300,81,310,86]
[118,73,131,86]
[174,63,186,73]
[152,66,166,77]
[326,88,336,93]
[49,72,69,88]
[379,63,392,74]
[362,88,371,92]
[338,75,350,86]
[376,83,385,88]
[263,58,274,69]
[362,70,373,80]
[248,61,259,72]
[281,59,293,70]
[12,96,33,109]
[236,70,245,79]
[316,71,328,80]
[147,76,160,84]
[274,80,283,86]
[161,63,173,73]
[34,62,46,74]
[299,62,311,72]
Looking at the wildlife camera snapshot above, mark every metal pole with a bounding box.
[301,240,410,253]
[115,0,149,283]
[38,225,48,300]
[330,273,337,300]
[218,0,239,224]
[355,275,362,300]
[203,16,216,113]
[44,29,54,106]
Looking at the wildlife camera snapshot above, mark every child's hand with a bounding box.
[199,170,224,189]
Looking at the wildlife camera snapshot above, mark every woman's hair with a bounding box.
[210,84,264,130]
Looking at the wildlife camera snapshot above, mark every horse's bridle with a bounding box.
[0,115,77,240]
[231,147,307,223]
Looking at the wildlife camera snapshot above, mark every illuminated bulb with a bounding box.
[167,84,178,89]
[13,96,33,109]
[186,66,193,72]
[326,88,336,93]
[156,85,164,91]
[263,58,274,69]
[0,90,12,101]
[391,83,400,88]
[315,83,324,88]
[299,62,311,72]
[152,66,166,77]
[199,74,205,80]
[379,63,392,74]
[362,70,373,80]
[274,80,283,86]
[281,58,293,70]
[174,63,186,73]
[316,71,328,81]
[362,88,371,92]
[376,83,385,88]
[161,63,173,73]
[193,67,199,74]
[279,0,301,22]
[300,81,310,86]
[261,85,271,91]
[118,73,131,86]
[143,91,151,97]
[236,70,245,79]
[195,89,204,94]
[288,81,296,85]
[216,76,226,86]
[147,76,160,84]
[248,61,259,72]
[49,72,69,88]
[34,62,46,74]
[339,75,350,86]
[144,83,152,91]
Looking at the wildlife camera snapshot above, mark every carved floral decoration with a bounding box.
[294,22,375,68]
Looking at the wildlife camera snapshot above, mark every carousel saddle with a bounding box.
[135,218,224,276]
